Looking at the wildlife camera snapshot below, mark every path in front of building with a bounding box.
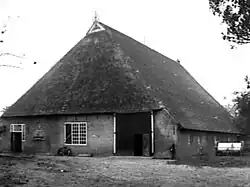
[0,154,250,186]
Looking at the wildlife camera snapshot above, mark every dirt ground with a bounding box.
[0,155,250,187]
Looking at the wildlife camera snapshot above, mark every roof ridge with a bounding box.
[98,22,179,65]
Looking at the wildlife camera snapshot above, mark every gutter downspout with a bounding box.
[151,111,154,155]
[113,113,116,155]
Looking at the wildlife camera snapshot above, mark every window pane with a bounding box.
[72,122,79,144]
[80,141,86,145]
[14,125,22,132]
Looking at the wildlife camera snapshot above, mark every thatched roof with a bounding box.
[1,21,239,133]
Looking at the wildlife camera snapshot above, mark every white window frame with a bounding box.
[188,134,193,145]
[64,122,87,146]
[10,124,25,141]
[213,136,218,145]
[188,134,190,145]
[197,136,201,145]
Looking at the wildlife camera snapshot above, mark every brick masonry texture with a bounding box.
[0,114,114,156]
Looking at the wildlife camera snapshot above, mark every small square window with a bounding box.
[197,136,201,145]
[202,135,207,144]
[188,134,193,145]
[173,126,176,135]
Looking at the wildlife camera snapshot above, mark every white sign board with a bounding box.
[217,143,242,151]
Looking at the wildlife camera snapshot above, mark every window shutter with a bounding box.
[22,124,25,141]
[65,123,72,144]
[10,124,14,132]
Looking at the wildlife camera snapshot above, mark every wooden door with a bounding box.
[134,134,143,156]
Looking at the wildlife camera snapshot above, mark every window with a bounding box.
[173,126,176,135]
[10,124,25,141]
[188,134,193,145]
[197,136,201,145]
[202,135,207,144]
[64,122,87,145]
[213,136,217,145]
[214,136,219,145]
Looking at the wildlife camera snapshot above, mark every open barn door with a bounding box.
[116,112,151,156]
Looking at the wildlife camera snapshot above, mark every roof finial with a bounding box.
[94,11,99,22]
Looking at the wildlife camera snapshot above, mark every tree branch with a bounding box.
[0,52,25,59]
[0,64,23,69]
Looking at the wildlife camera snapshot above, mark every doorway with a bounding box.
[116,112,151,156]
[11,132,22,153]
[134,134,143,156]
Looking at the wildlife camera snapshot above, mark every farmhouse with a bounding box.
[0,20,240,160]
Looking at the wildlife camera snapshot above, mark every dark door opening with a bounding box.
[11,132,22,153]
[134,134,143,156]
[116,112,151,156]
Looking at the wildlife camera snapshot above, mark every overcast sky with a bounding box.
[0,0,250,114]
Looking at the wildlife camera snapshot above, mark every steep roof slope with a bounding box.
[1,21,239,133]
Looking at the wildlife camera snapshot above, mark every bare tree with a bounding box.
[0,16,37,69]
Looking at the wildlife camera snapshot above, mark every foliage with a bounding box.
[0,106,9,113]
[209,0,250,46]
[232,76,250,133]
[0,16,18,44]
[224,103,234,115]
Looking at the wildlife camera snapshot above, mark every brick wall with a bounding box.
[1,112,238,159]
[154,110,178,158]
[62,115,113,156]
[177,130,238,160]
[152,109,238,160]
[0,121,10,152]
[0,114,114,156]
